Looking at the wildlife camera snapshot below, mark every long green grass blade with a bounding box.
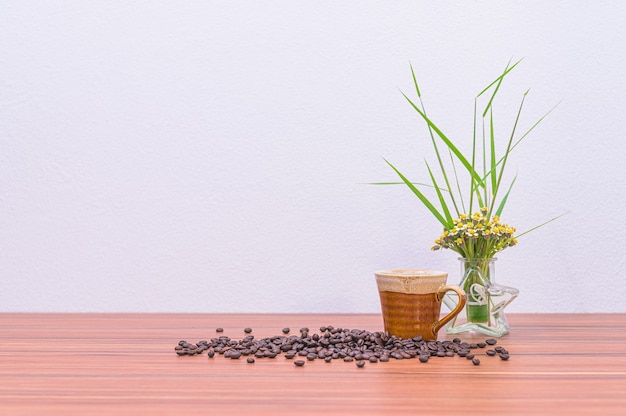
[480,59,522,118]
[495,174,517,217]
[410,63,421,98]
[516,212,568,239]
[449,149,466,213]
[508,100,561,153]
[488,92,526,217]
[469,98,478,214]
[369,181,449,192]
[401,91,484,187]
[489,108,497,192]
[479,100,559,189]
[475,100,558,189]
[477,58,522,97]
[482,115,489,204]
[426,161,453,227]
[384,158,450,228]
[409,67,462,216]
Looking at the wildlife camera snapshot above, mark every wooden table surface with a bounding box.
[1,313,625,415]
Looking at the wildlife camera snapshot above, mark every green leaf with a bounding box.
[409,63,421,98]
[368,181,449,192]
[409,69,461,216]
[516,212,568,239]
[480,58,523,118]
[509,100,561,153]
[401,91,484,187]
[477,101,560,189]
[488,92,526,217]
[426,161,453,227]
[489,109,497,192]
[495,174,517,217]
[477,58,522,97]
[384,158,450,228]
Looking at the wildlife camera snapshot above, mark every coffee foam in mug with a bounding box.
[374,270,448,295]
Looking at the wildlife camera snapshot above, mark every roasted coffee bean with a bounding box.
[176,325,511,369]
[216,328,224,333]
[294,360,305,367]
[247,357,255,363]
[356,360,365,368]
[244,328,252,334]
[472,358,481,365]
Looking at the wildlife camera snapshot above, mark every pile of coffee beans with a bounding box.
[174,326,511,368]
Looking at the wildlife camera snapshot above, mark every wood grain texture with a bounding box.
[1,313,625,415]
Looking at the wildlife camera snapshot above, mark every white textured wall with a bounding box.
[2,1,625,312]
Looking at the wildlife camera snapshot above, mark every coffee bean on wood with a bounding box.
[176,327,511,369]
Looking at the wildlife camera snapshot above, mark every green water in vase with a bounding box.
[463,258,491,323]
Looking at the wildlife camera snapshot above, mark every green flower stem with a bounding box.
[462,258,492,324]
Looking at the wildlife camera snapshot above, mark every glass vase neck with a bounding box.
[458,257,497,263]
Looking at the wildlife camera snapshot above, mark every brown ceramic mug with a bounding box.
[375,269,467,340]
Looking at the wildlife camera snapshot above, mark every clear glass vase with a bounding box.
[442,257,519,337]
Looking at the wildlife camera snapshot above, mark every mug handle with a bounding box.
[432,285,467,335]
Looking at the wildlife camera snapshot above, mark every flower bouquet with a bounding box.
[381,59,562,335]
